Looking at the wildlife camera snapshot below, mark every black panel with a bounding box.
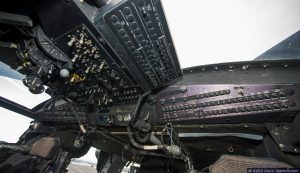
[94,0,182,90]
[53,24,143,105]
[35,0,88,39]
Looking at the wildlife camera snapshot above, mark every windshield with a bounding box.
[162,0,300,67]
[0,62,50,109]
[0,76,50,109]
[0,65,50,143]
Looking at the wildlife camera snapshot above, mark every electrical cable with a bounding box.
[134,130,151,144]
[161,127,166,144]
[171,128,194,171]
[127,91,169,150]
[42,92,59,112]
[127,125,166,150]
[130,91,151,126]
[63,99,86,134]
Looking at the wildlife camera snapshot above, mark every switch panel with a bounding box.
[155,84,300,124]
[95,0,182,90]
[37,104,87,123]
[54,25,143,106]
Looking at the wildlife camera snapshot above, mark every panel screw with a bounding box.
[279,144,285,148]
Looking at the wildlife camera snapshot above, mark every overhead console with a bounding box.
[94,0,182,90]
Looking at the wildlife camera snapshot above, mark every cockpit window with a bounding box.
[161,0,300,67]
[0,73,50,109]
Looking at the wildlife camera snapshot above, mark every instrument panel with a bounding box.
[37,83,300,126]
[13,0,300,127]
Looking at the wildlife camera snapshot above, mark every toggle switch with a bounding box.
[79,33,84,45]
[67,37,76,47]
[85,67,91,74]
[72,54,79,62]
